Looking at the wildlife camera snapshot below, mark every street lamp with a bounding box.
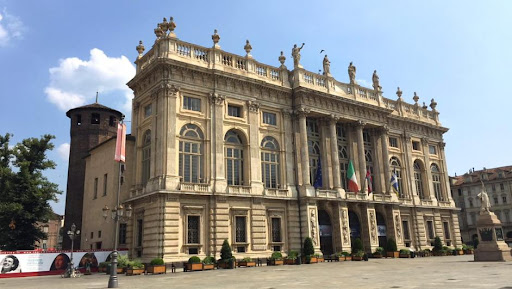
[65,223,80,278]
[103,204,132,288]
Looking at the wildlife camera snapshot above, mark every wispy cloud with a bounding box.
[356,79,371,88]
[0,8,24,47]
[45,48,135,117]
[56,143,70,161]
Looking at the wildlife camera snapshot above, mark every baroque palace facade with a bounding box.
[79,17,461,261]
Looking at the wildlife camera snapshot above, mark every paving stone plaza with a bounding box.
[2,256,511,289]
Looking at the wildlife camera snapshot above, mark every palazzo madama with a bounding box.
[79,17,461,261]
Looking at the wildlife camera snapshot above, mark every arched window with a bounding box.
[225,130,244,186]
[336,124,349,190]
[261,136,280,189]
[431,163,443,201]
[307,119,321,186]
[142,130,151,185]
[390,157,404,198]
[414,160,426,199]
[179,124,204,183]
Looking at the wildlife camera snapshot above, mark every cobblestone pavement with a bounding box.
[1,255,512,289]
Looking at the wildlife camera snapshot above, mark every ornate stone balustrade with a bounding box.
[399,198,413,205]
[438,201,452,208]
[346,192,368,201]
[264,188,290,198]
[420,199,434,206]
[227,185,252,195]
[179,182,210,193]
[373,193,392,202]
[315,189,338,199]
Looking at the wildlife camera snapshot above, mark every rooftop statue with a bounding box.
[323,55,331,76]
[292,43,305,68]
[477,181,491,214]
[348,62,356,84]
[372,70,381,91]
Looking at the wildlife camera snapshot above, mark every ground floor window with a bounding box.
[187,215,200,244]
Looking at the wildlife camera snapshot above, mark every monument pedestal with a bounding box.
[474,212,512,261]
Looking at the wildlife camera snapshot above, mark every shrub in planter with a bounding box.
[352,238,364,253]
[185,256,203,271]
[284,250,298,265]
[432,236,443,255]
[218,239,235,269]
[373,247,384,258]
[341,251,351,261]
[99,262,108,273]
[126,259,145,276]
[399,249,411,258]
[269,252,284,265]
[314,253,325,262]
[202,256,216,270]
[238,257,255,267]
[115,254,129,273]
[147,258,166,274]
[352,250,364,261]
[303,237,317,264]
[386,238,399,258]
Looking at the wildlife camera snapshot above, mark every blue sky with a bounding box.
[1,0,511,215]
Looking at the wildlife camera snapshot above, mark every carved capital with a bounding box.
[355,120,366,129]
[329,114,340,124]
[439,142,446,149]
[380,125,389,134]
[295,107,310,118]
[165,83,180,98]
[247,100,260,113]
[210,93,225,106]
[404,133,412,142]
[281,108,293,118]
[421,137,429,146]
[133,101,140,110]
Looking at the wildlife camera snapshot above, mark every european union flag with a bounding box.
[313,158,322,189]
[390,172,399,196]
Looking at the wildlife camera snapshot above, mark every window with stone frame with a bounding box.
[187,215,200,244]
[225,130,244,186]
[389,137,398,148]
[390,157,404,198]
[402,220,411,241]
[142,130,151,185]
[144,104,152,118]
[426,220,435,240]
[261,136,280,189]
[307,119,321,186]
[412,141,420,151]
[502,195,507,204]
[429,145,437,155]
[413,160,426,199]
[103,174,107,196]
[504,210,510,222]
[183,96,201,112]
[119,223,127,245]
[262,111,277,126]
[93,177,98,199]
[500,183,505,191]
[431,163,443,201]
[493,195,499,205]
[271,217,282,243]
[228,104,242,117]
[468,198,474,208]
[91,113,100,124]
[235,216,247,243]
[179,124,204,183]
[363,129,375,191]
[336,124,349,190]
[443,221,451,243]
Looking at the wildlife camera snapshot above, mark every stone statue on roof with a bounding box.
[372,70,381,91]
[348,62,356,84]
[323,55,331,76]
[292,43,305,68]
[477,181,491,214]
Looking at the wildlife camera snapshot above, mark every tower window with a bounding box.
[91,113,100,124]
[76,114,82,126]
[109,116,116,127]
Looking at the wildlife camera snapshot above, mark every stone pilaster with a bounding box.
[421,137,434,200]
[212,197,229,258]
[250,200,266,251]
[162,84,180,190]
[402,134,413,199]
[439,142,454,204]
[380,126,391,194]
[297,108,311,187]
[211,93,227,193]
[371,129,382,194]
[339,204,351,252]
[355,121,367,193]
[286,201,301,251]
[366,205,379,253]
[162,196,180,260]
[282,109,295,194]
[247,101,263,194]
[329,115,342,191]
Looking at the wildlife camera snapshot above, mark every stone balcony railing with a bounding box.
[264,188,291,198]
[179,182,210,193]
[135,31,440,126]
[346,192,368,201]
[315,189,338,199]
[372,193,393,202]
[227,185,252,195]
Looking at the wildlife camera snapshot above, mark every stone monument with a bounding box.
[474,181,512,261]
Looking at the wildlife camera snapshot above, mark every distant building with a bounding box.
[78,17,461,261]
[35,213,64,250]
[451,166,512,245]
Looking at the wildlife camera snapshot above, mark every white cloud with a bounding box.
[0,8,24,47]
[45,48,136,117]
[57,143,70,161]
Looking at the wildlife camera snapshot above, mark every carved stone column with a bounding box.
[297,108,311,186]
[282,109,295,193]
[163,84,180,190]
[247,101,263,194]
[402,134,414,199]
[421,137,434,200]
[380,126,391,194]
[211,93,226,192]
[355,120,367,193]
[329,115,342,190]
[438,141,453,202]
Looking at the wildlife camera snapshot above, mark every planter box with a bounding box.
[373,253,383,258]
[99,267,107,273]
[126,268,145,276]
[268,259,284,266]
[203,264,215,270]
[457,250,464,255]
[399,254,410,258]
[284,259,297,265]
[117,268,125,274]
[185,263,204,271]
[386,251,399,258]
[317,257,325,262]
[302,257,318,264]
[352,256,363,261]
[344,256,352,261]
[217,261,235,269]
[147,265,166,274]
[238,261,256,267]
[464,250,473,255]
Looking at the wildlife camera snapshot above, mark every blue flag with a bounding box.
[390,172,399,196]
[313,158,323,189]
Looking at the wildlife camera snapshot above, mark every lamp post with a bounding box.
[66,223,80,278]
[103,203,132,288]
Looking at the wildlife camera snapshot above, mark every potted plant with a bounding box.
[463,244,474,255]
[373,247,384,258]
[202,256,216,270]
[352,250,364,261]
[99,262,108,273]
[116,254,129,274]
[386,238,399,258]
[341,251,351,261]
[315,253,324,262]
[185,256,203,271]
[302,237,318,264]
[126,259,145,276]
[399,249,411,258]
[432,236,443,256]
[238,257,255,267]
[218,239,235,269]
[268,252,284,266]
[284,250,298,265]
[423,248,431,257]
[147,258,166,274]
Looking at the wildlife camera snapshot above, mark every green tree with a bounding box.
[352,238,364,253]
[303,237,315,257]
[0,134,61,250]
[220,239,232,260]
[386,237,397,252]
[433,236,443,252]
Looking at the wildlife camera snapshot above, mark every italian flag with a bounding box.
[347,160,359,193]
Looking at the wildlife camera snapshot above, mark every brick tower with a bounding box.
[62,102,123,249]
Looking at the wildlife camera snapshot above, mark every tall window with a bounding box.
[179,124,204,183]
[307,119,321,185]
[431,163,443,201]
[142,130,151,185]
[402,220,411,241]
[413,160,425,199]
[261,136,280,188]
[93,178,98,199]
[390,157,404,198]
[187,216,200,244]
[363,130,374,191]
[91,113,100,124]
[426,220,435,240]
[119,223,127,244]
[235,216,247,243]
[225,130,244,186]
[228,105,242,117]
[336,124,349,190]
[183,96,201,112]
[103,174,108,196]
[271,218,282,242]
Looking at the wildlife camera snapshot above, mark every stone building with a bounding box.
[80,17,461,261]
[451,166,512,246]
[34,212,64,250]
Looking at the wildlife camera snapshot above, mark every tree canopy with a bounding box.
[0,133,62,251]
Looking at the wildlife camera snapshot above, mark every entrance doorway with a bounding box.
[376,212,387,248]
[318,210,333,256]
[349,211,361,245]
